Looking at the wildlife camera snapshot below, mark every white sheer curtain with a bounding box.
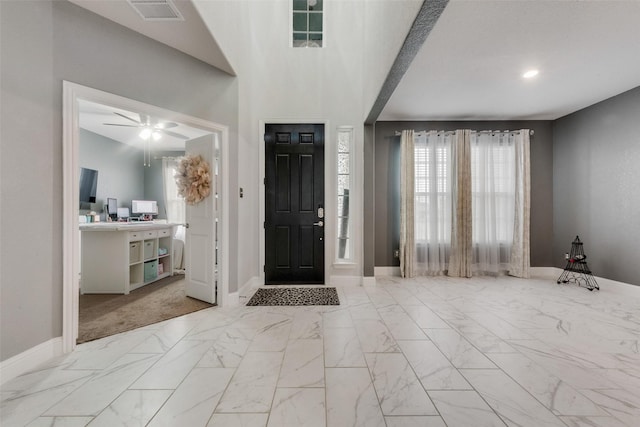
[470,131,516,274]
[412,131,454,276]
[162,157,186,242]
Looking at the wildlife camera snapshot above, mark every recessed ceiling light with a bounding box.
[523,69,539,79]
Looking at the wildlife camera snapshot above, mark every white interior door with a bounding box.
[185,134,218,304]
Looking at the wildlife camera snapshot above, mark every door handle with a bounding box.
[313,220,324,227]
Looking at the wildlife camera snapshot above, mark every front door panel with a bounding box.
[265,124,324,284]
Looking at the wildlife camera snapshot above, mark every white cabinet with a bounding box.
[80,224,175,294]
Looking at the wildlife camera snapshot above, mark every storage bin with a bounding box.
[144,260,158,282]
[144,240,156,260]
[129,242,140,263]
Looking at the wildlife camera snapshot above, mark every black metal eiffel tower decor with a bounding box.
[557,236,599,291]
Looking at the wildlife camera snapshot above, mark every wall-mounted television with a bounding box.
[79,167,98,203]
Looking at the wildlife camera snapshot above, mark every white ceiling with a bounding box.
[79,100,211,151]
[68,0,235,75]
[70,0,640,122]
[380,0,640,121]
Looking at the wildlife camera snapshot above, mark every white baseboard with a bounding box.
[227,292,239,306]
[533,267,640,297]
[362,276,376,287]
[374,266,401,277]
[591,275,640,297]
[329,275,362,286]
[530,267,562,279]
[1,337,63,385]
[236,276,260,304]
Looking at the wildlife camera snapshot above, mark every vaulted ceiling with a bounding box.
[71,0,640,134]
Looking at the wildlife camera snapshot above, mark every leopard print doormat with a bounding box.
[246,287,340,306]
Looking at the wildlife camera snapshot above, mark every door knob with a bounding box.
[313,220,324,227]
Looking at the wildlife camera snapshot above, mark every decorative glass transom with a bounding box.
[292,0,323,48]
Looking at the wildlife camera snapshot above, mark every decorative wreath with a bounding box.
[175,154,211,205]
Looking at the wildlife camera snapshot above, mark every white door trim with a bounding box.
[63,81,230,353]
[259,120,330,284]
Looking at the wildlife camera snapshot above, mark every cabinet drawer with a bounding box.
[128,231,142,242]
[158,229,171,237]
[143,230,158,239]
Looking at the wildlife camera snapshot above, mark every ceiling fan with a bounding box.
[103,112,188,140]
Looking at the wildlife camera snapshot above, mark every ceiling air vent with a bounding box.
[127,0,184,21]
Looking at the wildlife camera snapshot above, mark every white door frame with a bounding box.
[62,81,230,353]
[259,119,330,284]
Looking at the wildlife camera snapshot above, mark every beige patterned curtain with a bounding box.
[509,130,531,278]
[448,130,472,278]
[399,130,415,278]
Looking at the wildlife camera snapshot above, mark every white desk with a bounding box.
[80,223,176,294]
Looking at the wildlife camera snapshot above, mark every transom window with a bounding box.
[292,0,323,47]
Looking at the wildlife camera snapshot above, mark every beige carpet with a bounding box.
[78,275,213,343]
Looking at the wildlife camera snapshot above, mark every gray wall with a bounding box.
[79,129,144,217]
[79,131,182,221]
[553,86,640,286]
[374,121,554,268]
[1,0,238,361]
[363,124,376,276]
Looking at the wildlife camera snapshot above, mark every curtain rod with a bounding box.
[394,129,534,136]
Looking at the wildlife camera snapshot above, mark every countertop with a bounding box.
[79,222,177,232]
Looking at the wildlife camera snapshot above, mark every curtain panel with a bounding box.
[448,130,472,277]
[413,131,455,276]
[399,129,531,278]
[399,130,415,278]
[470,131,516,275]
[509,131,531,278]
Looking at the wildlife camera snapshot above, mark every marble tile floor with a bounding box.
[2,275,640,427]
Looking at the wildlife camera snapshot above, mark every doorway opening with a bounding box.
[63,81,229,352]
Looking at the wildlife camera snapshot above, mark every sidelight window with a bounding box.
[336,127,352,261]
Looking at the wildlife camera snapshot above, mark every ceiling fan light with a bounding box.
[152,131,162,141]
[139,128,152,140]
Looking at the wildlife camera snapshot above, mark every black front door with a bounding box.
[265,124,324,284]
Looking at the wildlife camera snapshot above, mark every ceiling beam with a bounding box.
[365,0,449,124]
